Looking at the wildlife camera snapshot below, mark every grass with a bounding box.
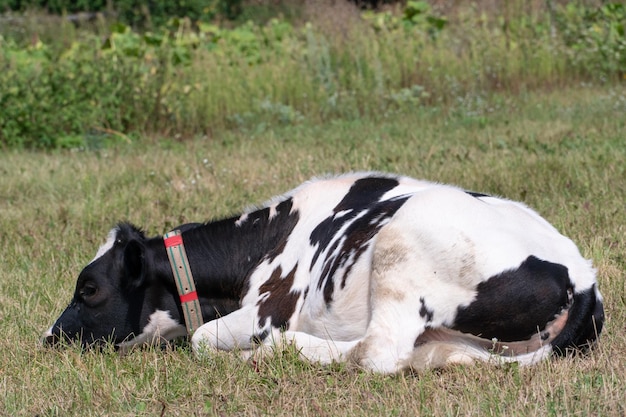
[1,84,626,415]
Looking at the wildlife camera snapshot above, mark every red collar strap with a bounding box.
[164,230,204,334]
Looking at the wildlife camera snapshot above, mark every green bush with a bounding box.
[113,0,214,28]
[0,0,242,26]
[555,2,626,77]
[1,2,624,149]
[0,23,176,148]
[0,0,105,13]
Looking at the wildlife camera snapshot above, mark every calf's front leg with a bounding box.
[191,304,260,355]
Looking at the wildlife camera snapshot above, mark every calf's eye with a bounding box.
[80,284,98,298]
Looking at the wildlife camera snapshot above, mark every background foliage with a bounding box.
[0,0,242,26]
[0,0,625,149]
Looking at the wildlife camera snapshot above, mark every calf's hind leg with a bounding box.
[347,231,432,374]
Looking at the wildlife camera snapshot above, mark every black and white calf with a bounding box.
[44,172,604,373]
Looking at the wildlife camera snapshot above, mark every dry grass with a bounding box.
[1,85,625,416]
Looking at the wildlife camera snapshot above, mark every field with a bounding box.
[1,0,626,415]
[1,83,625,415]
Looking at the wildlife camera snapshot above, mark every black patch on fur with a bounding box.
[465,191,490,198]
[419,297,434,323]
[250,329,269,345]
[309,176,408,304]
[551,285,604,355]
[261,199,301,264]
[184,197,300,304]
[309,177,400,267]
[334,177,400,212]
[452,256,572,342]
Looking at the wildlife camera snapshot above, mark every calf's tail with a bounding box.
[408,284,604,371]
[550,284,604,355]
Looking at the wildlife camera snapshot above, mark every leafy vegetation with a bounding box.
[0,0,238,27]
[0,1,625,149]
[554,2,626,76]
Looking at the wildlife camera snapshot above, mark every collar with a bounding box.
[163,230,204,334]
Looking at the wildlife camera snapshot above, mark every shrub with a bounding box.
[1,1,624,149]
[0,0,241,26]
[554,2,626,79]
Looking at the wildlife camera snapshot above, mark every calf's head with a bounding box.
[43,223,182,348]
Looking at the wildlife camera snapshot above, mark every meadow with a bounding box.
[1,84,625,416]
[1,1,626,416]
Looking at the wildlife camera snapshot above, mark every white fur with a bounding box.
[176,173,598,372]
[118,310,186,354]
[43,326,53,339]
[89,227,118,264]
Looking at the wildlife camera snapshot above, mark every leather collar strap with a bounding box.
[164,230,204,334]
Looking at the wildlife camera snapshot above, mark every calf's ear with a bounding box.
[123,239,145,290]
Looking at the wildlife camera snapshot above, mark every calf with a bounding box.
[44,172,604,373]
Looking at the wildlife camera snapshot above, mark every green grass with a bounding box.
[1,85,625,416]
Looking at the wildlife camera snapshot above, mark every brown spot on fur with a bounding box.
[373,245,409,275]
[371,243,409,301]
[375,287,406,301]
[457,236,477,284]
[346,339,369,367]
[257,264,300,329]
